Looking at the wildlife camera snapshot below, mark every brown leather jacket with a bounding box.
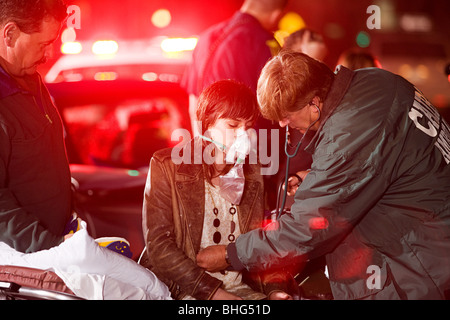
[139,138,288,299]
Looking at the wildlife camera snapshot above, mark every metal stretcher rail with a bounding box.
[0,281,84,300]
[0,265,84,300]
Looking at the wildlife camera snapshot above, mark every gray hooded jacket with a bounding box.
[228,67,450,300]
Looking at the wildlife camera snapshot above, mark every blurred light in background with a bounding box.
[61,27,82,55]
[400,14,432,33]
[152,9,172,28]
[398,64,430,83]
[127,170,140,177]
[142,72,158,82]
[92,40,119,55]
[276,12,306,46]
[375,0,397,30]
[416,64,429,80]
[94,72,118,81]
[356,31,371,48]
[61,41,83,55]
[279,12,306,34]
[61,27,77,43]
[398,64,413,79]
[160,37,198,53]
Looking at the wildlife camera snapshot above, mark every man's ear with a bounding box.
[3,22,20,47]
[310,96,321,113]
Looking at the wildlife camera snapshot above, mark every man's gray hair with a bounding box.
[0,0,67,33]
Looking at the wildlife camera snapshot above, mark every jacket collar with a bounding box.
[305,66,355,153]
[0,65,42,99]
[0,65,23,99]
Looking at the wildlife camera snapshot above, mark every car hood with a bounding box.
[70,164,148,191]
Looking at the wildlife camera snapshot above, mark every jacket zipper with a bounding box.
[32,96,53,124]
[32,77,53,124]
[45,114,53,124]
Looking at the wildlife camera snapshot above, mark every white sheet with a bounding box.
[0,226,171,300]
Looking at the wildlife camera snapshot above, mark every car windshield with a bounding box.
[63,98,181,168]
[48,81,189,170]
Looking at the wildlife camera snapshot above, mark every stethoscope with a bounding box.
[275,103,321,220]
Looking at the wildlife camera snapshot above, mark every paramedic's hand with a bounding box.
[283,170,310,196]
[197,245,228,272]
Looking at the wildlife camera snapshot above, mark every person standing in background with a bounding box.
[181,0,288,136]
[283,28,328,62]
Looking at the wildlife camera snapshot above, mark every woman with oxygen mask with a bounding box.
[139,79,292,300]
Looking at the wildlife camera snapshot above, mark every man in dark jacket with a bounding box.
[198,50,450,299]
[0,0,71,253]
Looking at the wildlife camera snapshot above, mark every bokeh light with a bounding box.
[356,31,371,48]
[152,9,172,29]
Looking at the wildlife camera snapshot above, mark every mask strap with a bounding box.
[199,134,227,152]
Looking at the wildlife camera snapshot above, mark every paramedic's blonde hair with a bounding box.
[257,50,335,121]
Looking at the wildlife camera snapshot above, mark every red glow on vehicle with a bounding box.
[309,217,329,230]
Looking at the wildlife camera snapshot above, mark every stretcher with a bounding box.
[0,265,83,300]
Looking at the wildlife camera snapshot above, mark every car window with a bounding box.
[62,97,183,169]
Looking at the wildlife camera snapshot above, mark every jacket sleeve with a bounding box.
[0,127,64,253]
[142,155,222,300]
[232,98,406,272]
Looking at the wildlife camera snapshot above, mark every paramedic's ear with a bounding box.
[2,22,20,47]
[311,96,321,108]
[309,96,322,113]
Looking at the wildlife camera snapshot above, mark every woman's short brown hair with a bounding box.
[195,79,259,183]
[196,79,259,134]
[257,50,335,121]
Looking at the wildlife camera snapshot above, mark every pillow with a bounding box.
[0,228,171,300]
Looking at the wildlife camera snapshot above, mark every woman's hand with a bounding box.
[268,291,293,300]
[212,288,242,300]
[196,245,229,272]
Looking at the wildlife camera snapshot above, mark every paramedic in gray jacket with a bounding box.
[197,50,450,300]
